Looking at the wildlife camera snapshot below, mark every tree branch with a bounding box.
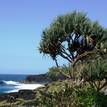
[60,45,73,61]
[54,58,59,67]
[98,81,107,91]
[59,52,72,63]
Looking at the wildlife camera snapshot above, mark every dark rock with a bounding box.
[26,74,52,83]
[0,92,18,101]
[26,73,67,83]
[18,90,35,100]
[0,90,36,101]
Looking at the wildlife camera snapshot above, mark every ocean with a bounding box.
[0,74,43,94]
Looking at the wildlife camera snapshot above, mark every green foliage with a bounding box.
[95,92,107,107]
[47,64,82,80]
[81,59,107,81]
[44,58,107,107]
[35,79,107,107]
[47,67,63,81]
[47,65,74,81]
[37,83,78,107]
[39,11,107,64]
[75,87,107,107]
[75,59,107,106]
[75,87,96,107]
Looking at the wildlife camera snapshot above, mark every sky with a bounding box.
[0,0,107,74]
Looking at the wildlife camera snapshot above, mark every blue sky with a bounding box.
[0,0,107,74]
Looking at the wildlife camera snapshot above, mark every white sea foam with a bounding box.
[6,89,19,93]
[3,80,20,85]
[15,83,44,90]
[4,81,44,93]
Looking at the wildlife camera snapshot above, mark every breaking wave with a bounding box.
[0,80,44,93]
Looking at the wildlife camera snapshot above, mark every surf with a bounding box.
[0,80,44,93]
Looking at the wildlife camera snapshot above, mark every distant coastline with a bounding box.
[0,74,45,94]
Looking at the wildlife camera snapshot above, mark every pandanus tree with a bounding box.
[38,12,107,107]
[39,11,107,66]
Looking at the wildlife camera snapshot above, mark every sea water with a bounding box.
[0,74,43,94]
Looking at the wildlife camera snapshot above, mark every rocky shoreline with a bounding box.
[0,73,67,106]
[0,75,48,101]
[25,73,67,83]
[25,74,52,83]
[0,74,46,103]
[0,89,36,102]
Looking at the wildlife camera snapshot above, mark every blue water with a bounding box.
[0,74,27,81]
[0,74,27,94]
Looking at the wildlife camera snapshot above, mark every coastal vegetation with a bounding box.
[38,11,107,107]
[0,11,107,107]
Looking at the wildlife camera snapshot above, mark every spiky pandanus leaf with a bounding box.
[81,59,107,81]
[39,11,106,65]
